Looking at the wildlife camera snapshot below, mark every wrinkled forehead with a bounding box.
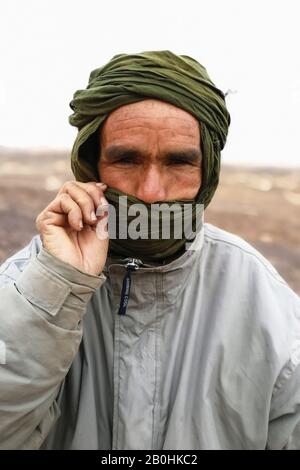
[100,99,201,142]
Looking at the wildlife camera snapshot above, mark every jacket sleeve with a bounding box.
[267,360,300,449]
[0,237,106,449]
[266,294,300,450]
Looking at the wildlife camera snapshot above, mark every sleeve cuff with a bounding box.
[15,247,106,325]
[37,247,105,289]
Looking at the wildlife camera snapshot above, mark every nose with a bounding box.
[135,165,167,203]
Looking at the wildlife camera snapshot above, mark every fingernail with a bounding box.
[91,211,97,221]
[100,196,108,206]
[79,220,83,229]
[96,205,109,217]
[96,183,107,187]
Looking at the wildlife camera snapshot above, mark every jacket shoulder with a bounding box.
[0,234,43,285]
[203,222,291,289]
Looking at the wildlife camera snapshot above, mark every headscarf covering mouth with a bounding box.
[69,50,231,209]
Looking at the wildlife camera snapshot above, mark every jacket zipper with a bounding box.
[117,258,142,316]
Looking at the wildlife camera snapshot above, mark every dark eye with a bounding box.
[115,156,136,165]
[168,159,190,166]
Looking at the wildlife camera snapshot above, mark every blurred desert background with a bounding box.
[0,147,299,295]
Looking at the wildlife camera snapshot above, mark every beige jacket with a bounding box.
[0,223,300,449]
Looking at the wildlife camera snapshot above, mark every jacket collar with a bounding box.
[103,224,204,275]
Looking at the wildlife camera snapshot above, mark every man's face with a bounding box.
[98,99,202,203]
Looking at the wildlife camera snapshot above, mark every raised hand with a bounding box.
[36,181,109,275]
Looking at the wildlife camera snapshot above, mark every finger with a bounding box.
[59,181,107,201]
[42,211,67,227]
[70,181,109,220]
[71,181,108,210]
[95,212,109,240]
[57,181,109,223]
[48,193,83,231]
[59,182,99,225]
[36,209,66,233]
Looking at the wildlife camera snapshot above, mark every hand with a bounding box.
[36,181,109,275]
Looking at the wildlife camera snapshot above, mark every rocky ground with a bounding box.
[0,149,299,295]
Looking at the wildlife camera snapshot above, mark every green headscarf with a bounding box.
[68,51,230,262]
[69,50,230,208]
[99,187,202,263]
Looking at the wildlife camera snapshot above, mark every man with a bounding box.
[0,51,300,450]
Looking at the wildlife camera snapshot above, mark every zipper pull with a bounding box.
[117,258,142,316]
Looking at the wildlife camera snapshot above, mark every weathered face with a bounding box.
[98,99,202,203]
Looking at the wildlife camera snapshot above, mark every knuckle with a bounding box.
[35,215,41,230]
[83,183,98,193]
[36,210,45,226]
[72,205,81,216]
[35,212,42,224]
[60,180,76,192]
[77,195,92,207]
[65,180,76,187]
[87,186,101,199]
[59,193,71,202]
[36,216,46,232]
[88,181,101,189]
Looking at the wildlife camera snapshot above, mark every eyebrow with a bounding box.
[105,145,201,163]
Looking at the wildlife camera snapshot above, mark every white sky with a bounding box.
[0,0,299,167]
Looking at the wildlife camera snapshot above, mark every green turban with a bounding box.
[69,50,230,209]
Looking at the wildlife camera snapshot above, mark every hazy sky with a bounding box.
[0,0,299,166]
